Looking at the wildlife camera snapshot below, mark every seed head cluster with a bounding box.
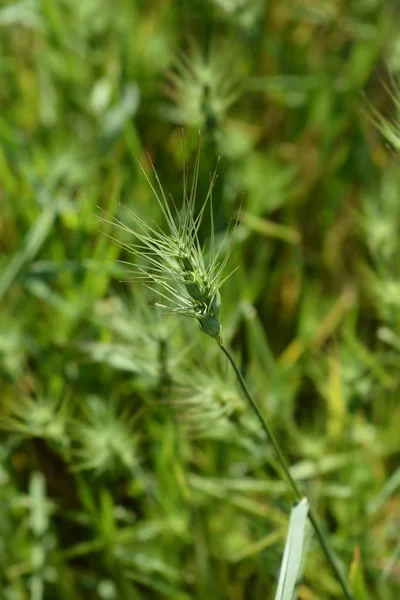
[98,137,234,343]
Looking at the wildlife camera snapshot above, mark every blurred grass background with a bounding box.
[1,1,400,598]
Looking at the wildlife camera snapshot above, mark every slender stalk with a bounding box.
[220,344,354,600]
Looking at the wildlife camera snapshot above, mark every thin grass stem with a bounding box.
[219,344,354,600]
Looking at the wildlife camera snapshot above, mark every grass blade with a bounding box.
[274,497,310,600]
[0,203,56,301]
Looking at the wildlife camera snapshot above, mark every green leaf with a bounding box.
[274,497,310,600]
[0,202,56,301]
[29,472,48,537]
[349,548,371,600]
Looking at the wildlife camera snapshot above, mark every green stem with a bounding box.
[220,344,354,600]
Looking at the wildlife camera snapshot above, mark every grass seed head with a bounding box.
[0,394,70,450]
[99,134,236,343]
[370,74,400,151]
[169,360,245,439]
[162,39,244,134]
[71,397,139,476]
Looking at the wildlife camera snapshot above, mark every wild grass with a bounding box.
[0,1,399,599]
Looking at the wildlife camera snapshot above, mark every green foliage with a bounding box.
[1,0,400,598]
[274,498,310,600]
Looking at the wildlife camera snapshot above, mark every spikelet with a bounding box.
[162,39,243,134]
[97,133,236,343]
[369,73,400,152]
